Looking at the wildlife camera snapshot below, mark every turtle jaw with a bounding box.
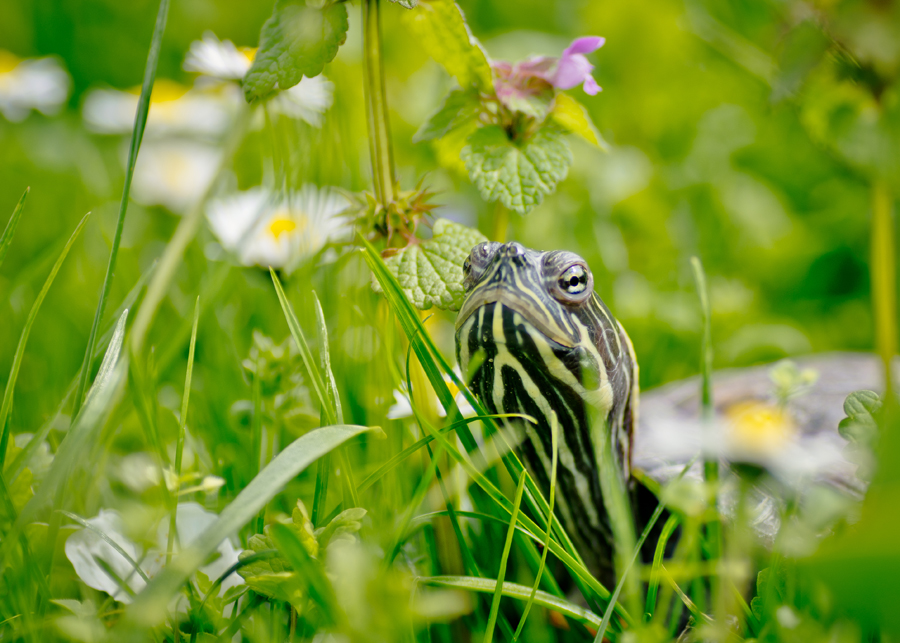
[456,285,577,349]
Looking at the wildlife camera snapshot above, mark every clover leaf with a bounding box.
[461,125,572,215]
[244,0,349,102]
[376,219,487,311]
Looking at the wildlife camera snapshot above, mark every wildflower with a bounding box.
[81,79,233,139]
[65,503,242,604]
[131,139,221,213]
[183,32,334,128]
[492,36,604,115]
[183,32,255,81]
[206,185,350,271]
[0,51,70,121]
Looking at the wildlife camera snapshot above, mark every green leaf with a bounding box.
[243,0,349,102]
[389,0,417,7]
[403,0,492,90]
[421,576,602,628]
[462,125,572,215]
[414,88,481,143]
[376,218,487,311]
[121,423,375,628]
[749,566,786,623]
[839,390,882,481]
[551,93,608,150]
[0,187,28,270]
[839,390,882,441]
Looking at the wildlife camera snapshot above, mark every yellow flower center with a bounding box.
[129,78,189,103]
[268,214,297,239]
[0,50,21,75]
[725,400,794,456]
[239,47,258,64]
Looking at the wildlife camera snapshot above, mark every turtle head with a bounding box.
[455,241,596,348]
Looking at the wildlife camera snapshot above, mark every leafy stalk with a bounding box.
[166,297,201,565]
[362,0,396,207]
[691,256,722,594]
[73,0,170,417]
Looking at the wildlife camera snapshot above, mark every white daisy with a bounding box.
[183,31,254,81]
[182,32,334,127]
[268,75,334,128]
[0,51,70,122]
[130,139,222,213]
[82,79,234,139]
[206,185,350,271]
[64,503,243,604]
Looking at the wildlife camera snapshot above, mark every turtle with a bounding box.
[454,240,872,582]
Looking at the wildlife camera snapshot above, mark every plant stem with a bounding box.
[362,0,396,208]
[871,179,897,398]
[690,257,722,609]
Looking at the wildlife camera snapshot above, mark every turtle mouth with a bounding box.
[456,286,576,348]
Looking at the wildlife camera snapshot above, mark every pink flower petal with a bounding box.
[552,54,593,90]
[582,76,602,95]
[563,36,605,56]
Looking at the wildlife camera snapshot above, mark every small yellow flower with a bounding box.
[725,400,795,460]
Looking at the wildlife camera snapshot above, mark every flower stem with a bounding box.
[871,179,897,398]
[362,0,396,208]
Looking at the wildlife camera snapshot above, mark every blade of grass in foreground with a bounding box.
[166,296,200,566]
[513,412,559,640]
[422,576,602,629]
[73,0,170,417]
[0,212,90,468]
[271,271,360,509]
[0,187,28,269]
[484,470,527,643]
[120,423,378,629]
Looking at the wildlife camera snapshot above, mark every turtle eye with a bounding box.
[463,242,499,292]
[552,263,592,303]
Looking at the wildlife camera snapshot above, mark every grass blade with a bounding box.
[73,0,171,417]
[166,296,200,565]
[0,212,90,468]
[7,260,154,484]
[0,309,128,569]
[513,412,559,640]
[421,576,602,629]
[121,423,377,628]
[0,187,28,269]
[644,514,680,622]
[484,469,526,643]
[271,271,360,510]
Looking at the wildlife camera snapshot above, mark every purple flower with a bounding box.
[491,36,605,113]
[551,36,605,95]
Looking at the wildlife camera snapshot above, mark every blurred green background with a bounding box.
[0,0,891,440]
